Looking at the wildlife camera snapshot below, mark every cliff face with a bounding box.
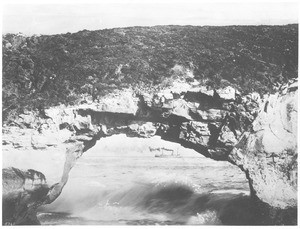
[3,79,261,159]
[229,82,298,209]
[3,79,297,210]
[2,25,298,225]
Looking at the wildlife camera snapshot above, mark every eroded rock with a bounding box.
[2,80,297,224]
[2,143,84,225]
[229,87,297,209]
[2,167,49,225]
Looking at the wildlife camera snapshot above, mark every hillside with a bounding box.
[2,24,298,123]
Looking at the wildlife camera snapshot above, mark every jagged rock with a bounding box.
[128,121,157,137]
[216,86,236,100]
[2,80,297,224]
[197,109,227,121]
[3,143,85,225]
[218,125,238,146]
[2,167,49,225]
[229,86,297,209]
[168,99,193,120]
[180,121,211,146]
[73,114,92,130]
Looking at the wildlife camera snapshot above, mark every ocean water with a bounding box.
[37,136,254,225]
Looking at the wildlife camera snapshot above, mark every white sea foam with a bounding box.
[211,189,250,195]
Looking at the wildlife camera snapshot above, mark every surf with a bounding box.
[37,136,253,225]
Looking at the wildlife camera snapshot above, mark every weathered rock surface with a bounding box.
[2,167,49,225]
[2,143,84,225]
[3,80,259,159]
[229,83,298,209]
[2,80,297,224]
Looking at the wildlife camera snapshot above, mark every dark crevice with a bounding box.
[264,101,269,113]
[166,114,189,125]
[158,124,181,143]
[184,91,224,110]
[207,122,221,146]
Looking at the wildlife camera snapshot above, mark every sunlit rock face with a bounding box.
[229,83,298,209]
[36,81,260,158]
[3,80,260,158]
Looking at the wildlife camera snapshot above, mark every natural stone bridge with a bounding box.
[2,80,298,224]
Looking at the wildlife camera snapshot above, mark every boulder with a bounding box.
[2,168,49,225]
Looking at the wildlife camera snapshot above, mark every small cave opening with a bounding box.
[39,134,251,225]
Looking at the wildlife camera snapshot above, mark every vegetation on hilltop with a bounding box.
[2,25,298,123]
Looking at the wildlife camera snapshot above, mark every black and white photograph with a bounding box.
[1,0,298,226]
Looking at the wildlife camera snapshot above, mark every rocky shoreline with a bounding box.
[2,24,298,225]
[2,79,297,225]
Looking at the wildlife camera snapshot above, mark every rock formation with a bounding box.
[229,81,298,209]
[3,167,49,225]
[2,25,298,225]
[2,78,297,224]
[2,144,84,225]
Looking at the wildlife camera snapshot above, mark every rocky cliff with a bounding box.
[3,78,298,224]
[230,81,298,209]
[2,25,298,225]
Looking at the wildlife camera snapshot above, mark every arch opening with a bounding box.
[39,135,253,225]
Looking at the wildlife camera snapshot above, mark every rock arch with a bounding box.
[2,82,297,225]
[37,82,296,209]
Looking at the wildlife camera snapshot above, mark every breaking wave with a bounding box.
[38,177,267,225]
[36,141,271,225]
